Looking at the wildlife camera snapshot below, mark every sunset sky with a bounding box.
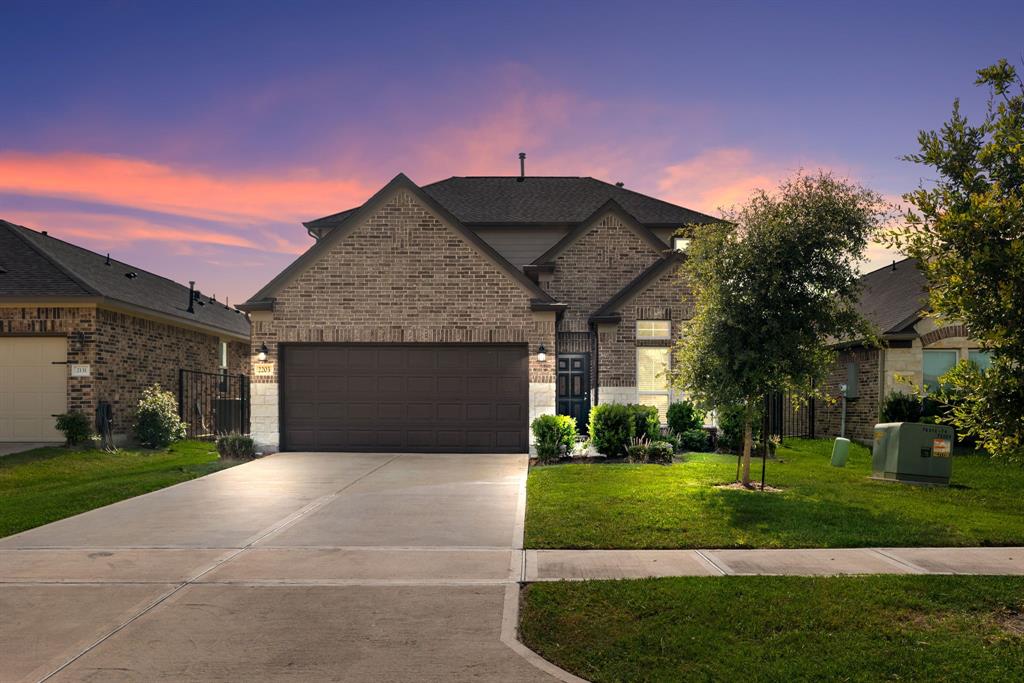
[2,1,1021,305]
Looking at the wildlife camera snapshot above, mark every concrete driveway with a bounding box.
[0,453,560,682]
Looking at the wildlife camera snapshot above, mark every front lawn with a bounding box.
[519,575,1024,683]
[0,440,238,537]
[525,438,1024,548]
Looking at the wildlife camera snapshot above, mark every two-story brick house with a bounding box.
[240,171,718,453]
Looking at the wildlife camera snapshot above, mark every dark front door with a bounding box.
[280,344,528,453]
[557,354,591,429]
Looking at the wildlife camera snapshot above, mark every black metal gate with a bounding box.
[178,369,250,439]
[767,390,816,441]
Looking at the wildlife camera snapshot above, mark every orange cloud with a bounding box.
[5,210,307,255]
[0,152,376,225]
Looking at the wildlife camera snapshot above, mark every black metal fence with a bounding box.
[178,369,250,439]
[766,391,816,441]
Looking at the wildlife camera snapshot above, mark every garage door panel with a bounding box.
[0,337,67,441]
[281,344,527,453]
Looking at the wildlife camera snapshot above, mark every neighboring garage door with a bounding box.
[281,344,528,453]
[0,337,67,442]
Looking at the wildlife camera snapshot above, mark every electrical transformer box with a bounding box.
[872,422,954,485]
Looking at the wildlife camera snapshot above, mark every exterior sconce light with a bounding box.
[537,344,547,362]
[257,342,268,362]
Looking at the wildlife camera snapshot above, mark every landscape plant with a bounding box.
[625,435,650,463]
[666,400,702,435]
[54,412,93,447]
[888,59,1024,462]
[215,433,256,459]
[531,414,578,464]
[678,428,710,453]
[588,403,635,457]
[627,404,660,441]
[646,440,675,464]
[134,383,187,448]
[674,173,884,486]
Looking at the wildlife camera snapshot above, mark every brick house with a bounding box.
[813,258,990,443]
[239,172,718,453]
[0,220,250,443]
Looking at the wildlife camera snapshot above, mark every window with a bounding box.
[219,341,228,369]
[672,236,691,252]
[923,349,958,392]
[637,320,671,340]
[968,349,992,371]
[638,347,671,420]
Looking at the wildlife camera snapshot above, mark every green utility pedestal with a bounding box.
[872,422,954,485]
[830,438,850,467]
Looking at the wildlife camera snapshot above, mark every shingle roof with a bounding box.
[304,176,719,230]
[0,220,250,338]
[857,257,928,335]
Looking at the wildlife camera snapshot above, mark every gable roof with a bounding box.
[241,174,558,310]
[304,176,720,232]
[590,252,685,323]
[0,219,250,338]
[856,257,929,335]
[532,198,669,266]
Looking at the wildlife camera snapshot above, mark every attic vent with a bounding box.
[124,271,138,279]
[517,152,526,182]
[615,181,624,187]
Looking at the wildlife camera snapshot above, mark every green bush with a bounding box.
[647,440,675,464]
[531,414,577,464]
[216,433,256,459]
[627,404,661,440]
[716,404,761,453]
[626,436,649,463]
[55,412,93,446]
[679,428,710,452]
[879,391,921,422]
[667,400,702,435]
[134,383,187,448]
[589,403,635,457]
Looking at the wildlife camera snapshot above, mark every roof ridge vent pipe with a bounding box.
[891,260,897,271]
[105,253,111,266]
[188,281,195,314]
[518,152,526,182]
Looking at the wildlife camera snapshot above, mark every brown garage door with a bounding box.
[281,344,529,453]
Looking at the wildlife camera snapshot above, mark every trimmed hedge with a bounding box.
[646,440,675,464]
[55,412,93,447]
[628,404,661,441]
[679,428,710,452]
[531,414,578,463]
[589,403,635,457]
[667,400,702,435]
[216,433,256,459]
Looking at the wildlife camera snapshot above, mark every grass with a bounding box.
[525,438,1024,548]
[519,575,1024,683]
[0,440,238,537]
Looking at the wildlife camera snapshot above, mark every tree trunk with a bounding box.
[741,416,753,487]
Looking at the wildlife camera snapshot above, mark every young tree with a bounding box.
[889,59,1024,463]
[674,173,884,486]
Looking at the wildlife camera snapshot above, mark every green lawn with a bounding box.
[525,438,1024,549]
[0,440,238,537]
[519,575,1024,683]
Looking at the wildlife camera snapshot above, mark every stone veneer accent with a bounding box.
[0,304,249,438]
[249,188,557,451]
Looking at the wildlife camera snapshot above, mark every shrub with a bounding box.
[531,414,577,464]
[879,391,922,422]
[626,436,650,463]
[589,403,635,457]
[679,428,710,453]
[716,403,762,453]
[216,433,256,459]
[134,383,187,448]
[647,440,675,464]
[55,412,92,446]
[667,400,702,435]
[627,404,661,441]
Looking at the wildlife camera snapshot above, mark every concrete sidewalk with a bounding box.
[525,547,1024,581]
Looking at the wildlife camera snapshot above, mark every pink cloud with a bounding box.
[0,152,376,225]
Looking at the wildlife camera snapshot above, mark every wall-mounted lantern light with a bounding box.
[257,342,268,362]
[537,344,547,363]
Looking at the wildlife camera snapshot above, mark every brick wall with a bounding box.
[250,188,557,449]
[814,346,881,444]
[545,212,663,336]
[94,309,249,434]
[598,261,694,389]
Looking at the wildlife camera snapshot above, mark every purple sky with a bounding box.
[1,1,1020,305]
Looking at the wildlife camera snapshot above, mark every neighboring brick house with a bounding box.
[0,220,250,443]
[240,171,718,453]
[812,258,990,444]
